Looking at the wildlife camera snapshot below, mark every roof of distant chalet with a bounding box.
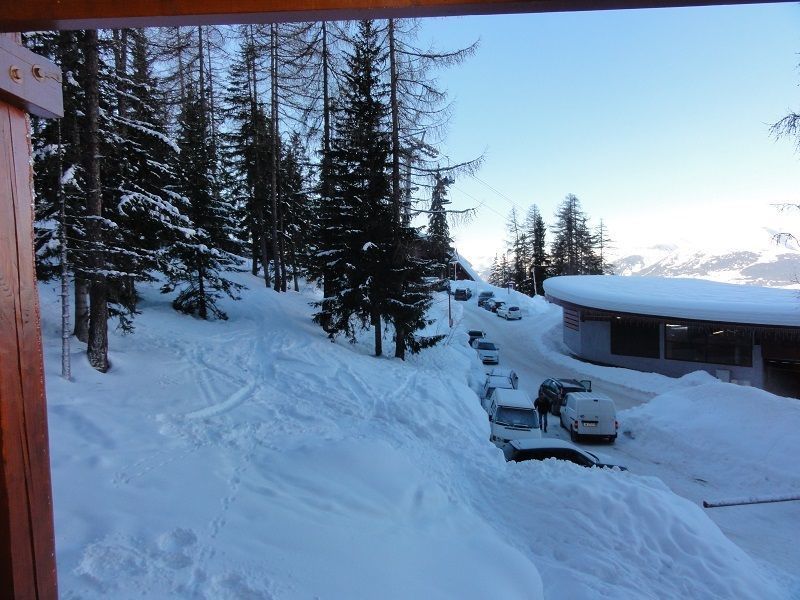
[543,275,800,328]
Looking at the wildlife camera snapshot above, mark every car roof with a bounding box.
[468,329,484,335]
[485,375,513,385]
[556,378,587,387]
[509,438,585,452]
[493,389,533,408]
[565,391,613,403]
[489,367,516,377]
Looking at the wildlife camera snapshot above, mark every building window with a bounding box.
[610,318,660,358]
[664,324,752,367]
[564,308,579,331]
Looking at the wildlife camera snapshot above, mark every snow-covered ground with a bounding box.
[39,273,800,598]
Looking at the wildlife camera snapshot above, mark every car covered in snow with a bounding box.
[501,438,627,470]
[538,378,592,416]
[467,329,486,345]
[560,391,618,443]
[475,341,499,364]
[497,305,521,320]
[480,374,516,410]
[488,367,519,390]
[487,388,540,446]
[477,290,495,307]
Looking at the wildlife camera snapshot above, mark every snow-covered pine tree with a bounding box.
[163,84,244,320]
[104,29,194,329]
[313,20,393,355]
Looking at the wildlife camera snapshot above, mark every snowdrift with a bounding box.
[38,274,787,598]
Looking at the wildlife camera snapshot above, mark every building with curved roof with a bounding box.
[543,275,800,397]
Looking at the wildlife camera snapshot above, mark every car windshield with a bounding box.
[495,407,537,428]
[478,342,497,351]
[509,307,519,311]
[468,330,482,336]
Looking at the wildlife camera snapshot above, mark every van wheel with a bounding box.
[570,427,577,442]
[609,435,617,444]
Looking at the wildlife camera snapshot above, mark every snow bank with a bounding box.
[38,274,789,599]
[622,376,800,495]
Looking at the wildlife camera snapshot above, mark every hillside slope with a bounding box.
[40,274,786,599]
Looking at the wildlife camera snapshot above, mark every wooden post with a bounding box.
[0,33,61,600]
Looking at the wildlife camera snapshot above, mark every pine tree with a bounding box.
[426,170,454,283]
[524,204,548,294]
[313,20,393,356]
[550,194,602,276]
[222,26,275,285]
[162,85,243,320]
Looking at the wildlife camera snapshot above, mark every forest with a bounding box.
[25,21,477,371]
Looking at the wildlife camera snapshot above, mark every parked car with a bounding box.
[501,438,627,470]
[454,288,468,301]
[487,388,540,446]
[477,291,495,307]
[538,378,592,416]
[467,329,486,345]
[497,305,521,320]
[475,341,499,364]
[488,367,519,390]
[480,375,515,410]
[560,391,618,443]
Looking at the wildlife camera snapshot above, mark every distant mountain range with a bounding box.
[612,236,800,288]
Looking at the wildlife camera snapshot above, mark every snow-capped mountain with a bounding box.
[613,233,800,288]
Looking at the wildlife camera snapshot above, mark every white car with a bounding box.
[475,341,499,364]
[488,367,519,390]
[497,305,521,320]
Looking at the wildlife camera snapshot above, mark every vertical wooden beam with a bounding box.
[0,61,59,600]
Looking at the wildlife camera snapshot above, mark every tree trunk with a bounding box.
[389,21,405,360]
[319,21,333,330]
[372,309,382,357]
[270,23,282,292]
[197,251,207,320]
[57,121,71,380]
[251,237,259,275]
[73,278,89,342]
[84,30,109,372]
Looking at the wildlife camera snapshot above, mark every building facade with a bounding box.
[544,276,800,398]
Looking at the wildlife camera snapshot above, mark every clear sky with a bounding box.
[414,3,800,271]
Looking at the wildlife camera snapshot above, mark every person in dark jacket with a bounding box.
[534,395,550,433]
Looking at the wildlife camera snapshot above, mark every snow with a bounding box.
[38,271,798,598]
[544,274,800,326]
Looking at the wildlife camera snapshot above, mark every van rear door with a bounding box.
[577,398,615,435]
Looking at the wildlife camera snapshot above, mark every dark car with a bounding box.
[477,291,495,307]
[454,288,469,301]
[538,378,592,416]
[490,300,506,313]
[502,439,626,470]
[468,329,486,345]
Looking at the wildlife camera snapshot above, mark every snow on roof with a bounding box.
[543,275,800,327]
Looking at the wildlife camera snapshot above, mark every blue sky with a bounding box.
[414,3,800,269]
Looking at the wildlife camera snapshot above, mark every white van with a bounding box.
[560,392,618,443]
[487,389,541,447]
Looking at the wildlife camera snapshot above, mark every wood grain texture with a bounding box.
[0,37,63,118]
[2,0,785,31]
[0,100,58,600]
